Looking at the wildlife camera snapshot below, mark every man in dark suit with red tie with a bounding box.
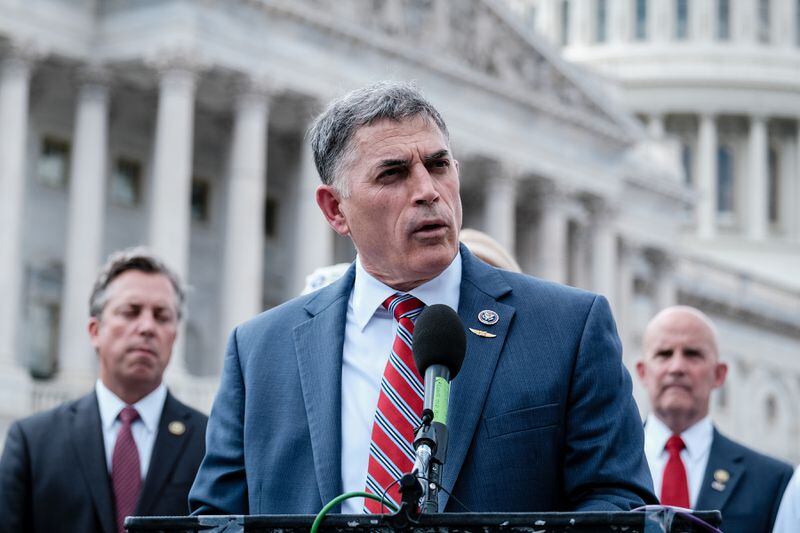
[637,306,793,533]
[0,248,207,533]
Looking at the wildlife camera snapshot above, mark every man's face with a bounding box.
[636,308,727,433]
[318,116,462,291]
[88,270,179,402]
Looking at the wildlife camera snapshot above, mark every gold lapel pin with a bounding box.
[469,327,496,338]
[714,469,730,483]
[168,421,186,436]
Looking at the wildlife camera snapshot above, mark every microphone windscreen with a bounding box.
[412,304,466,379]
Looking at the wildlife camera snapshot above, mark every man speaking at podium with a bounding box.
[189,81,655,515]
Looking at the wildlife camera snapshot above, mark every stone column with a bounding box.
[747,115,769,240]
[537,184,570,284]
[609,0,630,43]
[795,120,800,241]
[292,126,334,294]
[616,240,635,362]
[649,0,669,42]
[148,60,198,377]
[590,201,617,308]
[734,0,756,42]
[483,167,517,255]
[696,113,718,239]
[653,250,677,310]
[691,0,713,41]
[219,81,270,356]
[0,52,33,370]
[58,68,111,381]
[535,0,560,43]
[569,0,591,46]
[149,62,197,279]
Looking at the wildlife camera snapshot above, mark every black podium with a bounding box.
[126,511,721,532]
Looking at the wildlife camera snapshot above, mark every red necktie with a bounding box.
[661,434,690,508]
[112,405,142,533]
[364,294,425,513]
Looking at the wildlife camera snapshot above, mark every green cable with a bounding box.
[310,491,399,533]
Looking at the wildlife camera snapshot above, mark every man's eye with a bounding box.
[378,167,403,180]
[431,159,450,168]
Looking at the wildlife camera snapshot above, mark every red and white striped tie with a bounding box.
[364,293,425,513]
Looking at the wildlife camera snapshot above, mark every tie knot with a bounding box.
[118,405,140,425]
[665,434,685,455]
[383,293,425,322]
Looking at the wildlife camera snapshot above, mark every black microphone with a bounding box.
[413,304,466,427]
[409,304,466,513]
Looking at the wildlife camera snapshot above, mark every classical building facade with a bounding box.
[0,0,796,463]
[511,0,800,463]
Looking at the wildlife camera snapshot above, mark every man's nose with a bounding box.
[666,353,688,373]
[136,311,157,335]
[411,165,439,205]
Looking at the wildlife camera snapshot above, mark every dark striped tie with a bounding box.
[364,293,425,513]
[112,405,141,533]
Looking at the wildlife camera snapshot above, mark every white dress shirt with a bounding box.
[96,380,167,480]
[644,414,714,508]
[772,465,800,533]
[340,253,462,513]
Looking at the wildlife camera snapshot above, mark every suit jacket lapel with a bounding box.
[695,429,744,513]
[70,393,116,533]
[137,392,194,515]
[440,246,514,510]
[293,267,354,508]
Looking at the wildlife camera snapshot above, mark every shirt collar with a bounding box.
[351,252,462,330]
[645,413,714,460]
[95,380,167,434]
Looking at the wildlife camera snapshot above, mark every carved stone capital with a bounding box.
[0,38,46,77]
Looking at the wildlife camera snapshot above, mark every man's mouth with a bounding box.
[412,220,448,236]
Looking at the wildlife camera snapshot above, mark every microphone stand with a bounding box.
[410,407,448,514]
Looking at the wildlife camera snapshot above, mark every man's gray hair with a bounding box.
[308,80,450,196]
[89,247,186,319]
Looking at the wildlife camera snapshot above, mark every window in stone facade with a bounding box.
[716,145,734,214]
[110,157,142,207]
[560,0,570,46]
[681,143,692,185]
[675,0,689,39]
[634,0,647,40]
[758,0,771,43]
[191,178,211,223]
[768,146,780,223]
[716,0,730,40]
[264,196,279,238]
[796,0,800,46]
[37,136,70,188]
[24,263,63,380]
[765,394,777,424]
[595,0,608,43]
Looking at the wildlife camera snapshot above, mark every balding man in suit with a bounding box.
[637,306,792,533]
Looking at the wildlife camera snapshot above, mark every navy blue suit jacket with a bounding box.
[190,246,656,514]
[695,429,793,533]
[0,390,207,533]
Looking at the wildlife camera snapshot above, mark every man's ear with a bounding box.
[316,184,350,237]
[714,361,728,388]
[87,317,100,350]
[635,360,646,381]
